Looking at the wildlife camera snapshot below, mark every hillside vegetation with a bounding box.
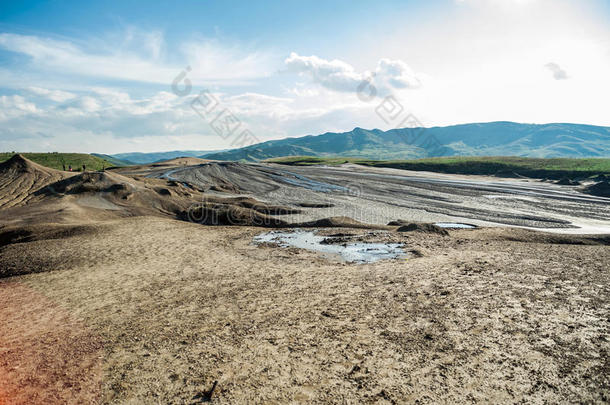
[91,153,133,167]
[203,122,610,162]
[267,156,610,179]
[0,153,120,171]
[114,150,226,164]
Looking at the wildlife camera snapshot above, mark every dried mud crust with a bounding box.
[161,162,610,230]
[0,218,608,403]
[0,154,71,209]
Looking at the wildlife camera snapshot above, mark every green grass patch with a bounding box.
[0,152,122,171]
[266,156,610,179]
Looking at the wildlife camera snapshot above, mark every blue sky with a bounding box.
[0,0,609,153]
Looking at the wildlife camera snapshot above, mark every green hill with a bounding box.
[0,152,121,171]
[91,153,133,166]
[267,156,610,180]
[203,122,610,162]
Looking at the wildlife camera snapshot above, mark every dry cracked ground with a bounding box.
[0,155,609,404]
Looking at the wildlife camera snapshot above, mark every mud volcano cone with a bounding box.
[584,181,610,198]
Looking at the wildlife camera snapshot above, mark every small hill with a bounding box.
[591,174,608,182]
[0,153,51,174]
[0,152,118,171]
[583,181,610,198]
[35,170,199,218]
[0,154,71,209]
[396,223,449,236]
[150,157,210,167]
[40,171,137,195]
[0,155,302,234]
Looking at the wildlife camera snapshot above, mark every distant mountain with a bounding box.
[91,153,133,166]
[112,150,227,164]
[202,122,610,162]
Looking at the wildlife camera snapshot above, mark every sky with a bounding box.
[0,0,609,153]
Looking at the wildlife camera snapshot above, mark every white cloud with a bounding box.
[374,58,421,90]
[182,40,276,82]
[284,52,421,97]
[0,32,176,85]
[544,62,568,80]
[0,32,276,87]
[27,87,76,102]
[72,96,100,112]
[0,85,389,153]
[284,53,363,92]
[0,95,37,119]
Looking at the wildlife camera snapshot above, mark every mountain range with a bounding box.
[108,150,227,165]
[198,122,610,162]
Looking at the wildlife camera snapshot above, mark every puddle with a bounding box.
[254,230,406,263]
[434,222,477,229]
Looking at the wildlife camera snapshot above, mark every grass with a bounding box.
[266,156,610,179]
[0,152,122,171]
[91,153,134,167]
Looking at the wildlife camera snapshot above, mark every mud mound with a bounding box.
[396,223,449,236]
[0,154,70,209]
[151,157,209,166]
[1,158,298,227]
[555,177,580,186]
[183,207,383,229]
[40,171,136,195]
[184,201,288,227]
[0,223,103,278]
[208,179,242,193]
[215,196,300,215]
[0,153,34,173]
[296,216,383,229]
[387,220,410,226]
[30,171,206,220]
[297,202,335,208]
[494,228,610,246]
[154,187,173,196]
[0,223,95,248]
[583,181,610,198]
[162,161,280,195]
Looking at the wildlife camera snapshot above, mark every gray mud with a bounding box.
[254,229,406,263]
[155,162,610,233]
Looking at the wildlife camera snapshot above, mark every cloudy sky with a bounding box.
[1,0,609,153]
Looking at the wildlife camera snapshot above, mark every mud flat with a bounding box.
[1,155,609,403]
[155,161,610,234]
[1,218,609,403]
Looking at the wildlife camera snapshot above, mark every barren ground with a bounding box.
[1,156,609,404]
[1,218,609,404]
[117,162,610,233]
